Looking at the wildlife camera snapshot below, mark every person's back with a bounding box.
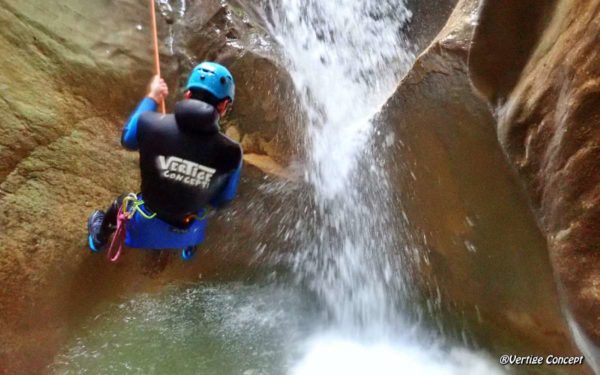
[87,62,242,254]
[137,99,242,225]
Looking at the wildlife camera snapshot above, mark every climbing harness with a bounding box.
[150,0,166,114]
[106,193,156,263]
[104,193,208,262]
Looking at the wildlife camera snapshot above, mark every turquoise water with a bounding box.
[51,281,504,375]
[52,283,317,374]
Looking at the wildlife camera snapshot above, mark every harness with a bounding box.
[107,194,155,262]
[106,193,208,263]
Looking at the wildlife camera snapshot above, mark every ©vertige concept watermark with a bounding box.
[499,355,585,366]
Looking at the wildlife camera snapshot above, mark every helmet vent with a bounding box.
[220,77,226,85]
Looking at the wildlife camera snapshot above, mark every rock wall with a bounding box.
[0,1,297,373]
[379,0,585,371]
[470,0,600,370]
[405,0,458,52]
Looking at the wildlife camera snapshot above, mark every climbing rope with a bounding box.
[150,0,166,114]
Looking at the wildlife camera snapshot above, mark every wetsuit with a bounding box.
[97,97,242,249]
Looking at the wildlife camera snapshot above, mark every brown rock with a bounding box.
[469,0,600,367]
[243,153,290,179]
[379,0,583,366]
[228,53,303,165]
[405,0,459,53]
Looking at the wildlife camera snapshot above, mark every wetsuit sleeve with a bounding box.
[121,97,158,150]
[210,160,243,208]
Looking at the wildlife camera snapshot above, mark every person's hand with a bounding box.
[147,75,169,104]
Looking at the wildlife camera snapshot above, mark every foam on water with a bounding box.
[293,337,504,375]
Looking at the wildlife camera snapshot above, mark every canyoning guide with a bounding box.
[86,62,242,260]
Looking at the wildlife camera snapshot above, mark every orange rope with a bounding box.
[150,0,166,114]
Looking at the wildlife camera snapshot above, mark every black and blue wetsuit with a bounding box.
[98,97,242,249]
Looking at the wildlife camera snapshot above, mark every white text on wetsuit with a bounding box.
[157,155,216,188]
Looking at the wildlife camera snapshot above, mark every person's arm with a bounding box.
[121,76,169,150]
[121,97,157,150]
[210,160,243,208]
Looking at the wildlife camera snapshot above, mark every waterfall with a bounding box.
[262,1,505,373]
[264,0,419,336]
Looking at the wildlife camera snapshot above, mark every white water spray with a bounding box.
[263,0,505,373]
[268,0,413,199]
[265,0,415,331]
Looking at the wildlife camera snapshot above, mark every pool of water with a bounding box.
[51,282,503,375]
[52,283,315,374]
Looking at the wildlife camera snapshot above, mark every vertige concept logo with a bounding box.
[157,155,215,188]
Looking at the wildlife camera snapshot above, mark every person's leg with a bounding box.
[98,194,126,242]
[88,194,126,251]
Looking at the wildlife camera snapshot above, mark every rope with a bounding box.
[123,194,157,220]
[150,0,166,114]
[107,207,127,263]
[106,193,156,263]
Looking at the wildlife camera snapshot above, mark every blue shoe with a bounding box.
[181,246,197,261]
[87,210,107,252]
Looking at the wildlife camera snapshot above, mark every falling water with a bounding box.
[264,0,414,331]
[157,0,187,54]
[263,0,504,373]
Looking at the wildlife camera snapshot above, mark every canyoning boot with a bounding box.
[87,210,107,253]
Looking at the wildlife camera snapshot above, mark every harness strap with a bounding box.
[107,208,127,263]
[104,193,207,262]
[106,193,154,262]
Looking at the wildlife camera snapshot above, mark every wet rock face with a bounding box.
[0,0,297,372]
[159,0,303,165]
[379,0,582,363]
[404,0,458,52]
[470,0,600,358]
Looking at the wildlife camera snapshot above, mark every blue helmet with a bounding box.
[185,62,235,102]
